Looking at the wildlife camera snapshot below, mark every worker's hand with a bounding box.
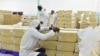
[52,27,60,32]
[40,21,43,24]
[49,27,52,30]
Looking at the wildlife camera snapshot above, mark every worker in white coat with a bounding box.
[19,19,59,56]
[77,26,99,56]
[50,10,57,27]
[37,5,49,27]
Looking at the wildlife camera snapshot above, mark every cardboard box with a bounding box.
[46,50,56,56]
[74,53,79,56]
[58,31,77,42]
[2,43,13,50]
[57,17,65,21]
[12,45,20,52]
[40,41,57,50]
[13,37,22,45]
[57,42,75,52]
[46,33,58,41]
[56,51,73,56]
[13,29,24,37]
[1,29,13,37]
[1,37,13,44]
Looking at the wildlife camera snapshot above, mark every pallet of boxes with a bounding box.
[75,11,97,29]
[56,10,76,28]
[0,25,28,56]
[39,29,79,56]
[0,10,22,25]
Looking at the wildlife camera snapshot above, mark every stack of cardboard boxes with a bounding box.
[56,10,75,28]
[75,11,97,29]
[56,10,65,28]
[0,26,28,52]
[40,30,78,56]
[0,25,79,56]
[22,16,37,26]
[0,10,22,25]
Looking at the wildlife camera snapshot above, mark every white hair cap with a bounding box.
[30,19,40,28]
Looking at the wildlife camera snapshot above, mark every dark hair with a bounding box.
[51,10,55,14]
[37,5,42,11]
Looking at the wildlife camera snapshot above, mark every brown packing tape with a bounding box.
[46,50,56,56]
[58,32,77,42]
[40,41,57,50]
[57,42,75,52]
[56,51,73,56]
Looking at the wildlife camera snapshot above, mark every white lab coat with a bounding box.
[78,26,94,56]
[37,9,48,27]
[19,27,55,56]
[90,26,100,56]
[50,14,56,27]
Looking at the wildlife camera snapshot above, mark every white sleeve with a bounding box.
[39,27,49,31]
[31,30,55,40]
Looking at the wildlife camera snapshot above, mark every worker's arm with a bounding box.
[39,27,50,31]
[31,29,55,40]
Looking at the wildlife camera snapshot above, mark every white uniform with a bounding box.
[50,14,56,27]
[78,26,94,56]
[37,9,48,27]
[19,20,55,56]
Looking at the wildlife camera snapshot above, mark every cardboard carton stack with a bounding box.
[56,31,78,56]
[0,25,79,56]
[56,10,65,28]
[64,10,75,28]
[40,30,78,56]
[0,26,28,52]
[0,15,4,24]
[0,10,22,25]
[80,11,97,28]
[75,11,97,29]
[22,16,37,26]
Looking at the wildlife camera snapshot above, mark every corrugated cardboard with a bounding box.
[74,53,79,56]
[40,41,57,50]
[56,51,73,56]
[57,42,75,52]
[2,43,13,50]
[46,33,58,41]
[1,29,13,37]
[13,37,22,45]
[46,50,56,56]
[13,29,24,37]
[12,45,20,52]
[1,37,13,44]
[58,31,77,42]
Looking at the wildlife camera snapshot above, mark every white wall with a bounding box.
[0,0,99,15]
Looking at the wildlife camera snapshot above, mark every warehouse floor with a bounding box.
[0,53,13,56]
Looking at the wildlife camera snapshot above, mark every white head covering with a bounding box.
[30,19,40,28]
